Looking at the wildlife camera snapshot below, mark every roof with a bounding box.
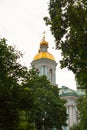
[59,86,78,97]
[33,51,55,61]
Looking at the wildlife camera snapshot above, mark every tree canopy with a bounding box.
[44,1,87,129]
[0,38,67,130]
[22,67,67,130]
[0,38,27,129]
[44,0,87,89]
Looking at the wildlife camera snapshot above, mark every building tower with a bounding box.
[31,36,57,84]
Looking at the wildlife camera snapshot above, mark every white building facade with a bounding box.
[60,86,78,130]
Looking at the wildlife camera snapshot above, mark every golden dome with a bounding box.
[33,52,55,61]
[40,39,48,47]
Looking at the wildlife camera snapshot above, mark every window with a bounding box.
[40,66,47,76]
[49,69,52,82]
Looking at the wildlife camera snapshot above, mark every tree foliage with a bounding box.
[0,38,67,130]
[70,125,80,130]
[0,38,28,129]
[44,0,87,89]
[77,96,87,130]
[23,68,67,130]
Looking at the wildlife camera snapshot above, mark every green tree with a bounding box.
[44,1,87,129]
[44,0,87,89]
[0,38,67,130]
[24,68,67,130]
[77,96,87,130]
[70,125,80,130]
[0,38,28,130]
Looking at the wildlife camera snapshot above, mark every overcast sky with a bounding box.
[0,0,76,90]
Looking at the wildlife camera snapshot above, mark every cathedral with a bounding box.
[31,35,79,130]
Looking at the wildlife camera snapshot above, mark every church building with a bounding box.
[31,35,78,130]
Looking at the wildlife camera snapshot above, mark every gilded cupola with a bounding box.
[33,35,55,61]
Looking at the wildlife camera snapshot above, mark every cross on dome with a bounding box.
[40,31,48,47]
[42,30,46,40]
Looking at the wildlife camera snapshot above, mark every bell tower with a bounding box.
[31,35,57,84]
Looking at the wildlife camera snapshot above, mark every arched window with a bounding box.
[49,69,52,82]
[40,66,47,76]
